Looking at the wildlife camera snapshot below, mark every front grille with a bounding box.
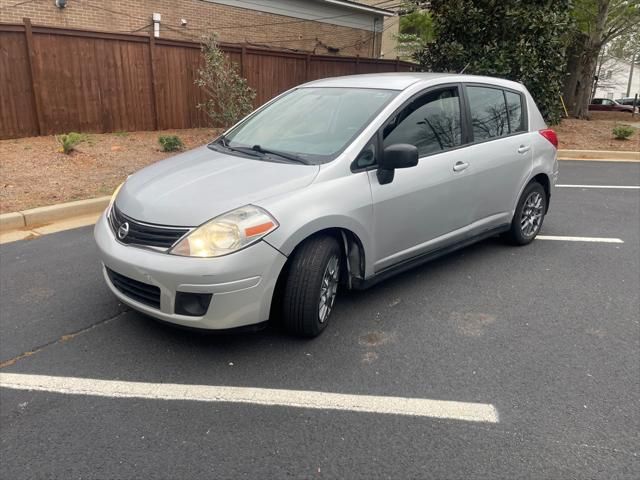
[106,267,161,309]
[109,205,190,249]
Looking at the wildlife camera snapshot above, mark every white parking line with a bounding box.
[0,373,498,423]
[556,184,640,190]
[537,235,624,243]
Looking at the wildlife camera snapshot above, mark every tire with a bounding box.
[281,236,341,337]
[506,182,547,246]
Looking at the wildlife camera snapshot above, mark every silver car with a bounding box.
[95,73,559,337]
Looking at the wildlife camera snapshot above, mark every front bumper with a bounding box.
[94,212,287,330]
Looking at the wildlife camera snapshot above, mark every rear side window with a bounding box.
[505,91,525,133]
[383,87,463,157]
[467,86,509,141]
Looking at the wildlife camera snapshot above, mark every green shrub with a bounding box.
[612,125,635,140]
[158,135,184,152]
[55,132,86,154]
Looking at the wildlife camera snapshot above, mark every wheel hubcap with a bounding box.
[520,191,544,237]
[319,255,340,323]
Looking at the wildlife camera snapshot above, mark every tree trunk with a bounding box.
[573,46,600,118]
[563,34,587,115]
[592,49,606,99]
[562,0,611,118]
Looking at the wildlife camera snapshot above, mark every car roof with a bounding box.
[302,72,526,92]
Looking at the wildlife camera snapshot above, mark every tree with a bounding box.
[195,34,256,127]
[562,0,640,118]
[415,0,571,124]
[394,1,435,59]
[607,28,640,61]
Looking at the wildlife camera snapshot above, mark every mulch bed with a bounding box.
[0,128,220,214]
[555,111,639,151]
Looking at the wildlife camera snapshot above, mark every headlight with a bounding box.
[170,205,278,257]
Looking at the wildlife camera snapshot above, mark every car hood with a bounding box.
[115,146,320,226]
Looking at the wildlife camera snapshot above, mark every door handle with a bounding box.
[453,161,469,172]
[517,145,531,154]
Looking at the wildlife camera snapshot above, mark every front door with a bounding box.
[367,85,474,272]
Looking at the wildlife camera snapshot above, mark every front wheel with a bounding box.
[281,236,342,337]
[506,182,547,245]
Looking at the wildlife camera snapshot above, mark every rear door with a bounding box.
[459,84,533,228]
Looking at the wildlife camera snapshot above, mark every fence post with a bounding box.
[23,18,45,136]
[305,53,311,81]
[148,30,159,130]
[395,57,400,72]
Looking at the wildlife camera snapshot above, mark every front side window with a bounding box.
[467,86,509,141]
[383,87,462,157]
[221,87,398,164]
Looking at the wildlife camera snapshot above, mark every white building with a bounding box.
[595,57,639,101]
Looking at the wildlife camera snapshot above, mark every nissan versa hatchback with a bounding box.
[95,73,559,337]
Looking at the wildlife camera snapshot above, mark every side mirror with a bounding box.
[377,144,419,185]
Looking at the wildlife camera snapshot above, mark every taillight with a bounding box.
[539,129,558,149]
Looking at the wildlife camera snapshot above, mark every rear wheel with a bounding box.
[281,236,341,337]
[506,182,546,245]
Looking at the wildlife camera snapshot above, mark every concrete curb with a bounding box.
[558,149,640,161]
[0,212,25,231]
[0,196,110,233]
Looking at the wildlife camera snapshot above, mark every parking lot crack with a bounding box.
[0,310,127,369]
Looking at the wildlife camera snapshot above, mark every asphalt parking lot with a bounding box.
[1,160,639,479]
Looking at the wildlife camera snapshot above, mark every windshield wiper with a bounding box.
[209,138,262,158]
[251,145,311,165]
[209,138,310,164]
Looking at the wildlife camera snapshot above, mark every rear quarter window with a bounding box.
[504,91,525,133]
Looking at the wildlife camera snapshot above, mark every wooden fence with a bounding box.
[0,19,414,140]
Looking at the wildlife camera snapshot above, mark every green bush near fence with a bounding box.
[612,125,635,140]
[158,135,184,152]
[55,132,87,154]
[195,34,256,128]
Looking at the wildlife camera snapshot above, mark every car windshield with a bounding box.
[214,87,398,164]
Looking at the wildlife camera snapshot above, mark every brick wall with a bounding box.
[0,0,382,57]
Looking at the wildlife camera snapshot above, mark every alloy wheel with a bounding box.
[318,255,340,323]
[520,191,544,237]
